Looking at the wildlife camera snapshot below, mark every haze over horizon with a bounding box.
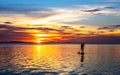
[0,0,120,44]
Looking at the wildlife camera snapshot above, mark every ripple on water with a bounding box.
[0,44,120,75]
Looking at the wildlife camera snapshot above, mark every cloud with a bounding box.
[0,31,35,42]
[4,22,13,24]
[80,26,87,28]
[0,24,76,42]
[104,6,115,9]
[81,5,117,14]
[62,34,120,44]
[0,24,36,41]
[0,6,56,20]
[97,25,120,30]
[47,5,120,24]
[97,27,111,30]
[0,6,46,13]
[82,8,100,13]
[113,25,120,27]
[0,5,120,26]
[0,23,120,43]
[0,24,71,35]
[0,24,55,31]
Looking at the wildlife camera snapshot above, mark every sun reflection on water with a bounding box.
[0,44,120,75]
[0,45,79,74]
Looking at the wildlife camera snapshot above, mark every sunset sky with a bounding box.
[0,0,120,43]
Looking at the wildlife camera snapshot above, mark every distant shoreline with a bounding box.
[0,42,120,45]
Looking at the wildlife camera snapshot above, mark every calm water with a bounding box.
[0,44,120,75]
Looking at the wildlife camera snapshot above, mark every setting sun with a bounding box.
[32,33,61,43]
[36,39,42,43]
[36,34,51,37]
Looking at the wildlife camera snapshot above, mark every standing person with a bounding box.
[81,43,85,53]
[78,43,85,54]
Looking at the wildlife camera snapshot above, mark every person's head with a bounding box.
[81,42,84,44]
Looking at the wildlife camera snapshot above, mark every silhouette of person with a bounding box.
[81,43,85,53]
[78,43,85,54]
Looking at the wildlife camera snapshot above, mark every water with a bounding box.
[0,44,120,75]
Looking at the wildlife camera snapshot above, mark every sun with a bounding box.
[35,39,42,43]
[33,34,51,43]
[36,40,42,43]
[33,33,60,43]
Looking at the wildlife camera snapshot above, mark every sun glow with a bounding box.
[36,39,42,43]
[36,34,51,37]
[33,33,61,43]
[34,34,50,43]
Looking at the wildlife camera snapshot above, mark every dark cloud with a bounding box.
[97,27,111,30]
[83,8,100,13]
[0,6,56,18]
[0,32,35,42]
[0,24,23,31]
[4,22,13,24]
[61,26,70,29]
[67,35,120,44]
[82,6,115,14]
[60,26,76,31]
[0,24,35,41]
[0,6,49,13]
[1,24,120,43]
[97,25,120,30]
[0,24,73,42]
[0,6,13,11]
[80,26,86,28]
[104,6,115,9]
[0,24,67,34]
[113,25,120,27]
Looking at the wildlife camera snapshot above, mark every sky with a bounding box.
[0,0,120,43]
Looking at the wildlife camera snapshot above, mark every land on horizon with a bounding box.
[0,41,120,44]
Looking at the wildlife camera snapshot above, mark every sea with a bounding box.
[0,44,120,75]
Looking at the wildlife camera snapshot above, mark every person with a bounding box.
[81,43,85,53]
[78,43,85,54]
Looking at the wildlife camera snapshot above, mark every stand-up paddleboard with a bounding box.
[78,51,84,54]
